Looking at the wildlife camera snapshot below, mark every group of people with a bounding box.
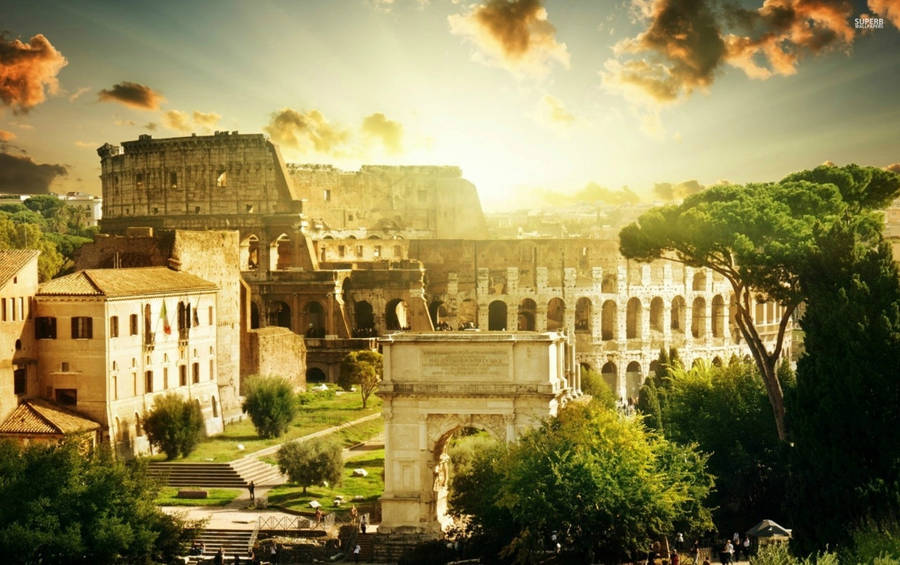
[351,327,378,338]
[720,533,753,563]
[644,533,753,565]
[619,396,638,416]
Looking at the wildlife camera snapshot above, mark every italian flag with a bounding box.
[161,300,171,335]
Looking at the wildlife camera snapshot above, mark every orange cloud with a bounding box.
[193,111,221,130]
[868,0,900,27]
[0,130,15,141]
[162,110,191,132]
[264,108,351,155]
[536,94,575,127]
[98,81,165,110]
[0,33,68,112]
[362,113,403,154]
[449,0,569,76]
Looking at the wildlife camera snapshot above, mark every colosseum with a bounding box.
[94,131,788,403]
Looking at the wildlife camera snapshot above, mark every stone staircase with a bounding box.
[149,458,285,488]
[191,528,253,560]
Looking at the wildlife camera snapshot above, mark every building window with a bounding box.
[179,365,187,386]
[394,245,402,258]
[192,362,200,384]
[130,314,138,335]
[145,371,153,393]
[374,246,382,258]
[208,306,213,325]
[132,372,137,395]
[216,169,227,187]
[61,362,70,372]
[35,317,57,339]
[14,339,21,350]
[135,414,143,436]
[55,388,77,406]
[323,189,331,202]
[338,245,346,257]
[2,299,6,321]
[356,245,363,257]
[71,317,93,339]
[170,172,177,188]
[19,297,25,319]
[112,375,118,400]
[110,316,119,338]
[209,359,215,381]
[246,204,254,213]
[10,298,16,321]
[163,367,169,389]
[136,173,144,188]
[13,368,25,395]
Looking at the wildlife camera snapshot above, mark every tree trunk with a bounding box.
[760,357,787,441]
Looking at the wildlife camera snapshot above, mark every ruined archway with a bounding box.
[268,301,291,329]
[601,300,617,340]
[270,233,293,271]
[429,300,449,329]
[671,296,686,334]
[488,300,507,331]
[692,270,707,291]
[304,301,325,337]
[250,302,260,329]
[355,301,375,333]
[575,297,591,333]
[386,298,408,331]
[458,298,477,329]
[546,297,565,331]
[649,297,664,335]
[692,297,706,338]
[240,234,259,270]
[626,361,643,399]
[518,298,536,331]
[711,295,725,338]
[626,297,642,339]
[601,361,617,393]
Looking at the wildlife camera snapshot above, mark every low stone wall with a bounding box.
[243,327,306,390]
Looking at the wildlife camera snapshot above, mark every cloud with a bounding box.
[68,86,90,102]
[362,112,403,154]
[652,179,706,200]
[603,0,857,104]
[869,0,900,28]
[162,109,192,132]
[448,0,570,76]
[98,81,164,110]
[0,151,66,194]
[193,111,221,130]
[74,140,97,148]
[144,122,158,131]
[264,108,351,155]
[0,130,15,141]
[0,33,68,112]
[536,94,575,127]
[529,183,641,207]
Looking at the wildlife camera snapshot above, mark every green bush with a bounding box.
[750,543,839,565]
[143,392,205,459]
[276,438,343,494]
[242,375,298,438]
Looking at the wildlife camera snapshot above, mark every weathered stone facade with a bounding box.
[243,327,306,385]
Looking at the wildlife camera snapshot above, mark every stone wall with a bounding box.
[243,327,306,389]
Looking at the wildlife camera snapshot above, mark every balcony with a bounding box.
[143,332,155,352]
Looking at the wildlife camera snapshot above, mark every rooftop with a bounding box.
[0,249,39,288]
[38,267,217,298]
[0,400,100,436]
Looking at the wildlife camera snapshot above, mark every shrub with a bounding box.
[339,350,382,408]
[580,367,616,409]
[143,392,205,459]
[276,438,343,494]
[242,375,298,438]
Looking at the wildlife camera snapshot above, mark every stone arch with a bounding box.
[488,300,507,331]
[575,297,592,333]
[649,297,664,334]
[600,361,617,392]
[601,300,617,340]
[304,301,325,337]
[239,234,260,271]
[458,298,477,328]
[626,297,642,339]
[626,361,643,399]
[712,356,723,367]
[546,298,565,331]
[355,300,375,332]
[211,396,218,418]
[692,297,706,338]
[649,359,659,376]
[692,270,706,291]
[386,298,409,330]
[270,233,293,271]
[429,300,449,329]
[306,367,327,382]
[268,300,291,330]
[518,298,536,331]
[671,296,686,333]
[711,295,725,337]
[250,301,260,329]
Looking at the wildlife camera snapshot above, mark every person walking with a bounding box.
[214,547,224,565]
[353,543,361,564]
[360,514,367,534]
[692,541,701,564]
[248,481,255,504]
[723,540,734,564]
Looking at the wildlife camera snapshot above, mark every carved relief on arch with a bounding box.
[427,413,508,452]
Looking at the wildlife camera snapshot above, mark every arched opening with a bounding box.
[429,300,450,330]
[250,302,260,329]
[712,356,723,367]
[268,301,292,330]
[626,361,643,399]
[354,301,375,336]
[649,360,660,376]
[755,300,766,325]
[671,296,686,333]
[546,298,565,331]
[134,413,143,437]
[144,303,152,340]
[433,425,501,532]
[692,270,706,291]
[692,297,706,338]
[458,298,477,329]
[488,300,507,331]
[601,273,617,293]
[240,234,259,270]
[386,298,409,331]
[306,367,327,383]
[518,299,536,331]
[601,300,617,340]
[304,301,325,337]
[211,396,218,418]
[649,297,664,334]
[600,362,617,393]
[575,297,592,333]
[626,298,642,339]
[729,293,741,344]
[711,295,725,337]
[270,233,293,270]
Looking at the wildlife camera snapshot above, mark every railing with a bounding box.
[248,519,260,555]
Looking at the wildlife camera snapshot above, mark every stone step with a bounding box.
[193,529,253,557]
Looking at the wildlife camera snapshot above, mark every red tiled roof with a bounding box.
[0,399,100,435]
[38,267,217,298]
[0,249,39,288]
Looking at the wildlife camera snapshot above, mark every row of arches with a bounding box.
[591,356,727,399]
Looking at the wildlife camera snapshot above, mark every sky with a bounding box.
[1,0,899,210]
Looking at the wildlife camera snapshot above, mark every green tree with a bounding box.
[790,218,900,553]
[579,366,616,409]
[0,439,198,564]
[24,194,64,219]
[142,393,205,459]
[0,215,65,280]
[276,438,343,494]
[450,403,714,564]
[242,375,297,438]
[619,165,900,440]
[339,350,383,409]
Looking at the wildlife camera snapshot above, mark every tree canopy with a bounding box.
[143,393,205,459]
[0,439,197,564]
[619,164,900,439]
[339,350,383,409]
[449,402,714,563]
[242,375,298,439]
[276,438,343,495]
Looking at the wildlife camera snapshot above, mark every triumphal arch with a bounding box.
[377,331,578,534]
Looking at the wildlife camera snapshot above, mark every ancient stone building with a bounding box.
[95,133,789,401]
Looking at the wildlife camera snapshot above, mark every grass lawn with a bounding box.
[259,417,384,467]
[156,487,240,506]
[267,448,384,520]
[169,389,381,463]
